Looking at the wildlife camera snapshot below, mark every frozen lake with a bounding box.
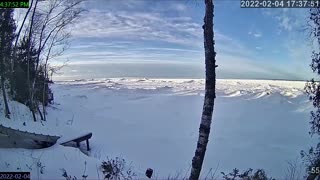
[44,78,315,179]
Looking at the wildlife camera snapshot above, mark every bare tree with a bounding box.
[21,0,84,121]
[26,0,40,121]
[189,0,217,179]
[48,61,68,82]
[42,24,70,121]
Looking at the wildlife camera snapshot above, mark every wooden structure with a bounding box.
[0,124,60,148]
[60,132,92,151]
[0,123,93,152]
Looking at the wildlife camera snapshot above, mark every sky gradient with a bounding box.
[53,0,314,80]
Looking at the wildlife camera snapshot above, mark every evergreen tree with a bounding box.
[0,9,16,119]
[304,8,320,180]
[12,37,52,119]
[12,38,37,105]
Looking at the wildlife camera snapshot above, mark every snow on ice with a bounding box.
[0,78,316,179]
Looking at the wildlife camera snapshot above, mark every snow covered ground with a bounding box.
[0,78,317,179]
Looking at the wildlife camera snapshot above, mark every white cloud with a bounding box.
[264,8,308,32]
[56,44,203,64]
[248,31,262,38]
[67,1,254,62]
[278,16,292,31]
[69,7,202,47]
[70,41,133,49]
[253,32,262,38]
[172,4,187,12]
[138,47,200,53]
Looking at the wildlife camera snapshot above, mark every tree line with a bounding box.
[0,0,84,121]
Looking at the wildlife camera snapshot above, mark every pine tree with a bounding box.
[12,37,49,121]
[12,38,37,105]
[304,8,320,180]
[0,9,16,119]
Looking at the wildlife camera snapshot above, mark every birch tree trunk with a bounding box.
[27,0,39,122]
[189,0,217,179]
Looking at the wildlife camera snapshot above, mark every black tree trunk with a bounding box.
[1,75,10,119]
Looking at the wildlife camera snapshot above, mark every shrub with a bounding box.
[220,168,275,180]
[100,157,136,180]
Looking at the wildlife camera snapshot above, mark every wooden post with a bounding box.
[86,139,90,151]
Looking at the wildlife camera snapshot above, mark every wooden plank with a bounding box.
[74,133,92,142]
[60,132,92,145]
[0,124,60,143]
[86,139,90,151]
[60,132,92,151]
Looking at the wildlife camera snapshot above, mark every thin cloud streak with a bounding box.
[70,9,202,47]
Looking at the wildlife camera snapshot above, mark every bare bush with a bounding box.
[220,168,275,180]
[100,157,136,180]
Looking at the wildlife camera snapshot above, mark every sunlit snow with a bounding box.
[0,78,315,179]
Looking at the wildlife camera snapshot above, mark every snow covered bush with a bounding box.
[61,161,88,180]
[220,168,275,180]
[61,169,77,180]
[300,143,320,179]
[61,168,88,180]
[100,157,136,180]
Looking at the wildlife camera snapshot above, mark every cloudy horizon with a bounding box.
[49,0,314,80]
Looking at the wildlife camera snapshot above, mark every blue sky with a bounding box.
[53,0,314,80]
